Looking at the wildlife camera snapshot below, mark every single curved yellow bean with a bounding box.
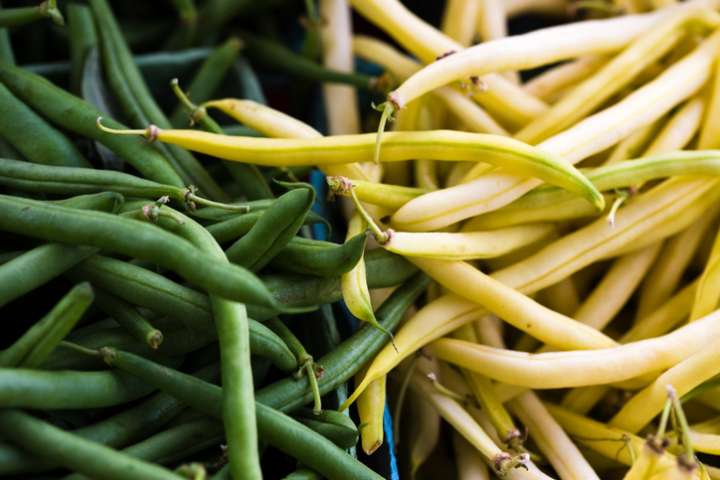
[356,374,386,455]
[109,126,603,210]
[341,214,377,329]
[610,336,720,433]
[509,391,600,480]
[329,177,426,210]
[691,226,720,320]
[428,307,720,389]
[605,118,664,165]
[645,94,706,155]
[392,30,720,231]
[637,214,716,320]
[523,56,607,103]
[383,224,555,260]
[387,4,682,108]
[687,431,720,455]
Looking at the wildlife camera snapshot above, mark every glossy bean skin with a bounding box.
[0,2,64,28]
[67,3,97,94]
[0,84,90,168]
[0,194,278,308]
[269,233,367,277]
[295,408,359,449]
[95,290,163,349]
[0,63,183,186]
[0,410,183,480]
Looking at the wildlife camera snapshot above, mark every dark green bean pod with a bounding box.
[63,419,224,480]
[270,233,367,277]
[67,4,97,95]
[0,1,64,28]
[0,364,218,475]
[294,409,359,449]
[264,248,418,307]
[100,348,384,480]
[206,208,328,242]
[0,410,183,480]
[164,0,198,49]
[227,186,314,270]
[0,282,94,367]
[0,63,184,186]
[242,34,384,92]
[170,37,242,127]
[0,27,14,65]
[0,194,278,308]
[95,290,164,349]
[0,158,247,211]
[53,191,125,211]
[0,84,90,168]
[0,368,153,409]
[0,244,95,308]
[256,273,429,412]
[90,0,228,201]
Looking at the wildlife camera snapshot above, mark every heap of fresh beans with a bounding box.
[2,0,720,478]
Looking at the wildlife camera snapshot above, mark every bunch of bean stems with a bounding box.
[4,0,720,479]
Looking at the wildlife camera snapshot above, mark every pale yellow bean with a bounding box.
[691,226,720,320]
[428,308,720,389]
[442,0,481,46]
[357,374,386,455]
[504,0,567,17]
[523,56,607,102]
[644,94,706,155]
[452,430,491,480]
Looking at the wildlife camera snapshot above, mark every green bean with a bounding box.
[270,233,367,277]
[0,368,152,409]
[0,195,278,308]
[206,208,327,242]
[257,273,428,411]
[63,419,224,480]
[100,348,384,480]
[53,191,126,211]
[195,0,256,40]
[295,409,359,449]
[67,4,97,94]
[0,27,14,64]
[165,0,198,49]
[0,0,64,28]
[283,469,321,480]
[90,0,228,201]
[0,84,90,168]
[170,38,242,127]
[242,34,383,92]
[145,205,260,480]
[95,290,163,349]
[0,410,183,480]
[0,365,218,475]
[67,256,297,371]
[0,283,93,367]
[265,248,418,308]
[234,56,267,103]
[0,64,183,186]
[0,158,247,211]
[227,187,314,270]
[0,244,95,308]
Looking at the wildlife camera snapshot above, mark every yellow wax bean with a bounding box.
[411,258,617,350]
[605,118,664,165]
[408,372,512,474]
[698,34,720,149]
[561,281,697,414]
[348,0,548,127]
[574,243,661,331]
[644,95,706,155]
[610,336,720,433]
[330,178,427,210]
[341,214,378,330]
[407,390,441,479]
[691,226,720,320]
[537,277,581,317]
[504,0,566,17]
[392,31,720,231]
[319,0,361,136]
[387,3,689,108]
[428,308,720,389]
[523,56,607,103]
[546,404,693,477]
[357,374,386,455]
[383,224,555,260]
[452,431,491,480]
[340,294,488,410]
[352,36,508,135]
[442,0,480,46]
[509,391,600,480]
[687,431,720,455]
[637,214,717,320]
[110,126,603,210]
[476,0,520,84]
[491,178,720,295]
[202,98,370,181]
[515,8,713,143]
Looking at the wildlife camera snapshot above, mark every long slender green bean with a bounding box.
[0,0,64,28]
[67,4,97,94]
[95,290,164,349]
